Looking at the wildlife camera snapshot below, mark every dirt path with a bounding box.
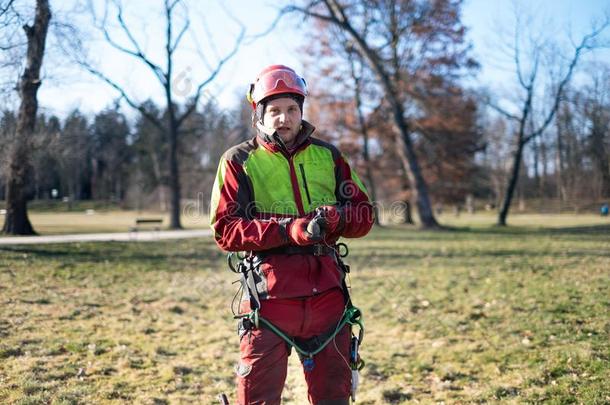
[0,229,212,245]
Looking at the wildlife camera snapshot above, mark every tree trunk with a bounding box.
[532,137,540,196]
[319,0,439,228]
[589,107,610,198]
[498,138,525,226]
[555,126,564,204]
[2,0,51,235]
[540,139,548,197]
[403,200,414,224]
[167,98,182,229]
[351,66,381,226]
[168,123,181,229]
[379,64,438,228]
[363,152,381,226]
[394,115,439,228]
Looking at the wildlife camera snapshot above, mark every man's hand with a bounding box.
[286,206,345,246]
[287,217,323,246]
[318,205,345,236]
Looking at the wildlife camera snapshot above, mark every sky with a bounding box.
[35,0,304,118]
[26,0,610,120]
[462,0,610,91]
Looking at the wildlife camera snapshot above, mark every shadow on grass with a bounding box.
[375,223,610,238]
[2,224,607,269]
[350,249,610,263]
[0,241,226,269]
[448,223,610,236]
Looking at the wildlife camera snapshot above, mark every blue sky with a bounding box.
[34,0,610,119]
[462,0,610,87]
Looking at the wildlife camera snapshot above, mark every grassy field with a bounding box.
[0,211,209,235]
[0,206,603,236]
[0,215,609,404]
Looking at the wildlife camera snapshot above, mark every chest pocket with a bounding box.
[297,159,336,212]
[245,149,298,216]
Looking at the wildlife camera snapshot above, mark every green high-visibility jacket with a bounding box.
[210,120,373,299]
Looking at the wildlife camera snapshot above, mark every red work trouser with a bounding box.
[236,288,351,405]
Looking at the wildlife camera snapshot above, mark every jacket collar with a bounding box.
[256,120,316,155]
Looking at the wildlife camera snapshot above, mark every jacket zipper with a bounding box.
[299,163,312,207]
[287,157,306,216]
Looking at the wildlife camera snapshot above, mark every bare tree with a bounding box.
[0,0,15,16]
[2,0,51,235]
[1,1,25,107]
[490,9,609,225]
[290,1,475,228]
[82,0,244,229]
[346,49,381,226]
[586,71,610,198]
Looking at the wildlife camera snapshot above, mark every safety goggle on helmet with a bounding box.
[247,65,308,109]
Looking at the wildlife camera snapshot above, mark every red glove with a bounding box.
[318,205,345,238]
[287,217,322,246]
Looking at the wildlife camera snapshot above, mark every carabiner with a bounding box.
[227,253,239,273]
[337,242,349,258]
[228,252,251,273]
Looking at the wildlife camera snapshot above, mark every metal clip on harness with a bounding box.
[225,242,365,402]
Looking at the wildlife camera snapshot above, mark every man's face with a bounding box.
[263,97,302,147]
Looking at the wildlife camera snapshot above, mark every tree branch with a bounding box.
[514,13,529,90]
[164,0,173,82]
[167,0,180,12]
[171,18,189,53]
[524,19,610,143]
[324,0,350,24]
[176,25,245,126]
[80,61,164,131]
[284,4,336,24]
[0,0,15,18]
[102,1,166,85]
[0,41,25,51]
[488,101,521,121]
[243,6,290,44]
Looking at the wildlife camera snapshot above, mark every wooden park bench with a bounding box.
[129,218,164,232]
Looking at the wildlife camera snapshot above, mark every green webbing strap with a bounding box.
[235,305,364,358]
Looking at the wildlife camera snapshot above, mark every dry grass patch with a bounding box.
[1,215,609,403]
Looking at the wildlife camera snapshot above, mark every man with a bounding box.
[210,65,373,405]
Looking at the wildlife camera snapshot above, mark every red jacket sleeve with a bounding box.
[210,157,289,252]
[335,154,374,238]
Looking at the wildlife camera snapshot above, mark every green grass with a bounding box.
[0,211,209,235]
[1,208,604,236]
[0,216,609,404]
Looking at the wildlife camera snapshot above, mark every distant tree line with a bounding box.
[296,0,609,222]
[305,67,610,217]
[0,99,250,213]
[482,70,610,212]
[1,66,607,216]
[0,0,608,235]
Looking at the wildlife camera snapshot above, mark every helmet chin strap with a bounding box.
[256,121,288,150]
[255,120,275,136]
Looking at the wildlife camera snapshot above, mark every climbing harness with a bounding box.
[234,295,364,361]
[224,239,365,403]
[218,393,229,405]
[222,208,365,403]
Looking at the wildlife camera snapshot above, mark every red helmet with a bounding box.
[247,65,308,109]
